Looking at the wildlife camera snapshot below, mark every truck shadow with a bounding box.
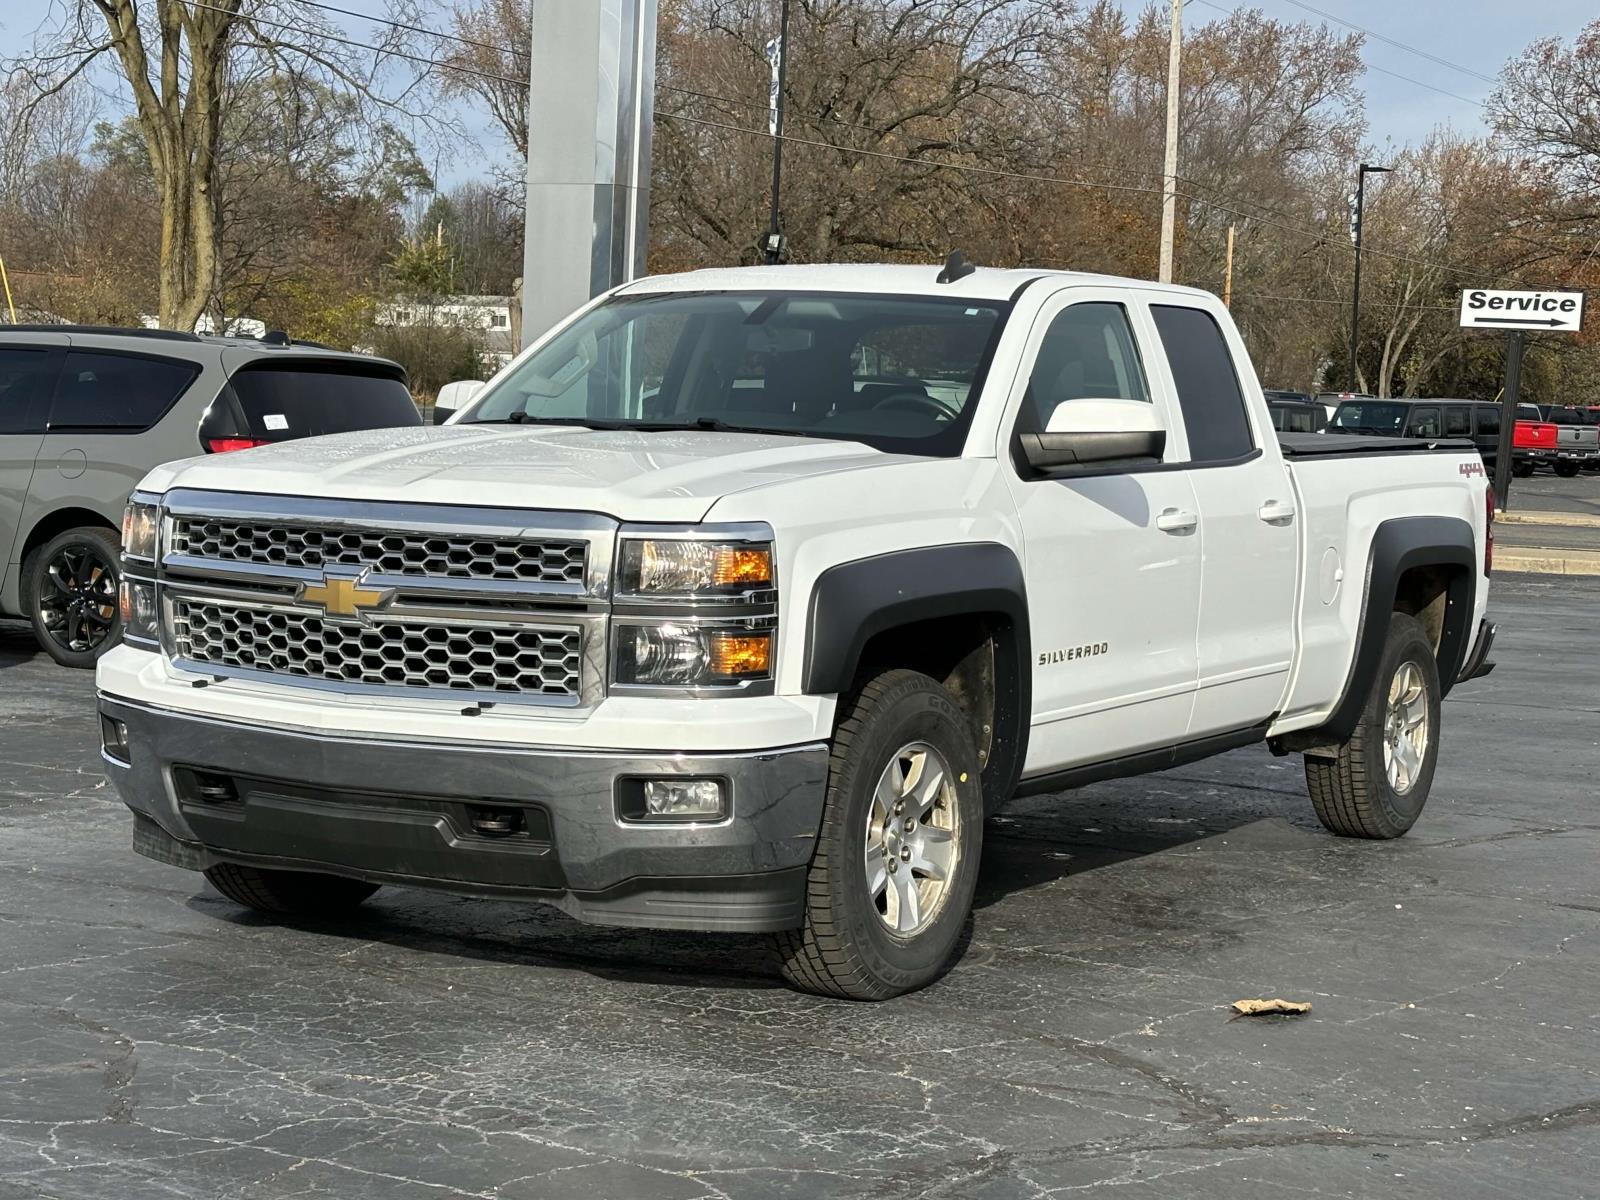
[189,756,1315,993]
[0,620,42,669]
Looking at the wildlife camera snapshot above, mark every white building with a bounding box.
[375,295,518,369]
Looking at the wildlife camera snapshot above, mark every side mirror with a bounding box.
[1020,399,1167,472]
[432,379,485,425]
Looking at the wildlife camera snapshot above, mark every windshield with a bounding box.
[1330,401,1408,433]
[459,291,1010,455]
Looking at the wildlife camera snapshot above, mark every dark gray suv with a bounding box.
[0,326,418,667]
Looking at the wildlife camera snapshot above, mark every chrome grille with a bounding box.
[169,516,587,585]
[170,599,583,698]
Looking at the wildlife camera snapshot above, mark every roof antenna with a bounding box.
[936,250,977,284]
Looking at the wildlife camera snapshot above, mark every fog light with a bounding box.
[119,579,158,643]
[642,779,725,820]
[100,714,130,763]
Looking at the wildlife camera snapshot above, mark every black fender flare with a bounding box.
[802,543,1031,803]
[1305,515,1478,745]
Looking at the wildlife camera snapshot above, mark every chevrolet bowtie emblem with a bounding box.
[297,571,393,622]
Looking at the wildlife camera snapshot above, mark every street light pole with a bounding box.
[763,0,791,265]
[1348,161,1390,392]
[1157,0,1182,283]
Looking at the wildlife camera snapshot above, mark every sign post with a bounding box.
[1459,288,1586,512]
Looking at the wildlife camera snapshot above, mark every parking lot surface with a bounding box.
[2,574,1597,1199]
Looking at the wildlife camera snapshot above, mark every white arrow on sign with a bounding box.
[1460,288,1585,332]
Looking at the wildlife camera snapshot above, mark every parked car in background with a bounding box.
[1538,406,1600,476]
[0,326,418,667]
[1327,397,1503,465]
[1265,391,1328,433]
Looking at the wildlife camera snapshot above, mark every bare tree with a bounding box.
[4,1,445,329]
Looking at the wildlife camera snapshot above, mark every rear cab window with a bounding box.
[1148,305,1254,461]
[1330,401,1407,434]
[217,360,420,443]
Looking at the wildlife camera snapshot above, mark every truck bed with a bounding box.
[1278,433,1476,458]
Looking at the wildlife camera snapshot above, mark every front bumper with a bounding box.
[99,694,829,932]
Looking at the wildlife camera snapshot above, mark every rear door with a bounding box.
[1145,302,1299,737]
[0,342,64,609]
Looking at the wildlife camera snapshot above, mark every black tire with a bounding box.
[24,526,123,668]
[1304,612,1441,839]
[1555,460,1581,478]
[773,670,983,1000]
[1511,460,1534,478]
[204,863,380,916]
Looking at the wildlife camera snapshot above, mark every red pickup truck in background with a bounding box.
[1513,404,1600,477]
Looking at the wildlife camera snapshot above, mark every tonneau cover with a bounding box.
[1278,433,1477,458]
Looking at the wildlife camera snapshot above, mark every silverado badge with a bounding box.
[297,571,393,623]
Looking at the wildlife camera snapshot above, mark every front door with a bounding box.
[1000,291,1202,775]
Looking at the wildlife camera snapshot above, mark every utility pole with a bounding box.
[763,0,791,265]
[1347,161,1391,391]
[1491,330,1524,512]
[1157,0,1182,283]
[1223,225,1236,307]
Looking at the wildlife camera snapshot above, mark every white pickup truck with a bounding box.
[98,263,1497,999]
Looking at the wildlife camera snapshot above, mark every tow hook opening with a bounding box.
[468,806,525,838]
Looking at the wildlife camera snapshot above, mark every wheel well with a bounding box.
[1393,563,1458,654]
[22,508,119,565]
[853,612,1024,804]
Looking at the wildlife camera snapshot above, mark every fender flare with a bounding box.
[1310,515,1478,745]
[802,542,1031,802]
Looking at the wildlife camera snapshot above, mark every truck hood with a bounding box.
[144,424,908,522]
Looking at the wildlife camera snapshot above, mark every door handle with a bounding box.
[1258,499,1297,524]
[1156,507,1198,533]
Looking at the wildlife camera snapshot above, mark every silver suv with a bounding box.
[0,326,418,667]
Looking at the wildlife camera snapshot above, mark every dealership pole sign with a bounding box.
[1461,287,1587,512]
[1459,288,1584,332]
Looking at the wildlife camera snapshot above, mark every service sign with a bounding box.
[1459,288,1585,332]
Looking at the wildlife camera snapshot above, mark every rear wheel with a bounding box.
[773,670,983,1000]
[204,863,380,916]
[1555,460,1582,478]
[1511,460,1534,478]
[24,527,122,668]
[1304,612,1441,839]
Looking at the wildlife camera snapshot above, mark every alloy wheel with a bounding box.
[1382,660,1430,795]
[38,544,118,655]
[863,741,961,935]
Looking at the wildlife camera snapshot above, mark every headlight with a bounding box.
[614,622,773,687]
[121,501,159,560]
[618,538,773,598]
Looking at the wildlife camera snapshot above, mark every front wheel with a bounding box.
[204,863,380,916]
[1304,612,1441,839]
[773,670,984,1000]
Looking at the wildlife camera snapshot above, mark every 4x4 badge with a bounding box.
[297,571,393,622]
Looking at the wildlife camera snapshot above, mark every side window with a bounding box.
[0,346,60,434]
[49,351,199,432]
[1411,407,1441,438]
[1020,302,1148,432]
[1149,305,1254,462]
[1444,407,1471,437]
[1476,407,1500,435]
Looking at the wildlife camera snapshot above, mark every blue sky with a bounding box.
[1,0,1594,185]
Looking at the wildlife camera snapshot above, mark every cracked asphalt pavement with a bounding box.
[1,573,1597,1198]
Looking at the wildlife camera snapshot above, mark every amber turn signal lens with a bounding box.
[709,632,772,677]
[712,546,772,588]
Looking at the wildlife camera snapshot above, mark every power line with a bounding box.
[188,0,1547,290]
[1267,0,1498,85]
[1188,0,1491,110]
